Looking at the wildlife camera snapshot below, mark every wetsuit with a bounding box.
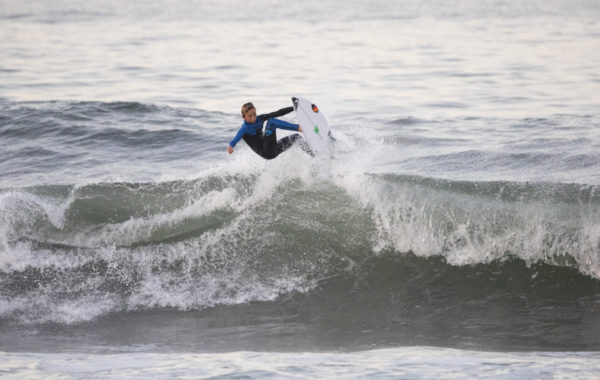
[229,107,305,160]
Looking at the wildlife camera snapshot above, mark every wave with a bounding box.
[363,174,600,273]
[1,167,599,325]
[0,99,232,187]
[0,100,218,139]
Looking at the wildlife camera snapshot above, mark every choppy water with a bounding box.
[1,0,600,378]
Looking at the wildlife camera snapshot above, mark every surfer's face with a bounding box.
[243,108,256,123]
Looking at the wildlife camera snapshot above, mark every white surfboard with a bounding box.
[292,97,332,156]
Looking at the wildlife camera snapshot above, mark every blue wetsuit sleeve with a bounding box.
[267,118,299,131]
[229,124,247,147]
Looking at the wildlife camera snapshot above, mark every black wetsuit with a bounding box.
[229,107,305,160]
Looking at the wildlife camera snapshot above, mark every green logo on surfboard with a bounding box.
[314,125,319,134]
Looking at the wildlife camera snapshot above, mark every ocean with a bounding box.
[1,0,600,378]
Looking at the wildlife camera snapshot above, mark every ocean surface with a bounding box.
[2,0,600,378]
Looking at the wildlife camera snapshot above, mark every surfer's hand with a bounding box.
[298,125,303,133]
[227,146,234,154]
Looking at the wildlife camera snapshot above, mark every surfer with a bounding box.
[227,102,308,159]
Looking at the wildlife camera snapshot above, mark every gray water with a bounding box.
[2,0,600,378]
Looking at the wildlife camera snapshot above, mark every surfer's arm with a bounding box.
[259,107,294,121]
[228,125,247,151]
[266,118,300,132]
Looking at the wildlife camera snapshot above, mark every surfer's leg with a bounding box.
[297,137,314,156]
[264,120,312,158]
[276,134,314,156]
[243,134,271,159]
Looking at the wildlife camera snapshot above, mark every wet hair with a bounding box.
[241,102,255,116]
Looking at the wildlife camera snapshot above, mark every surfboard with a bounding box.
[292,97,332,156]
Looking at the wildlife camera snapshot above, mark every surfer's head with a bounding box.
[241,102,256,123]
